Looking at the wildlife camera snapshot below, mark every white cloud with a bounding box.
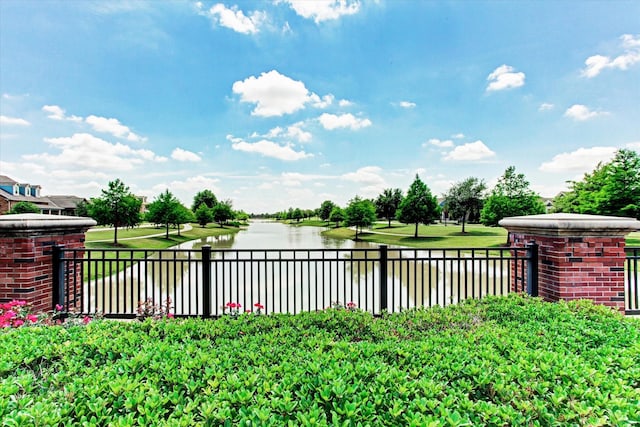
[151,176,220,202]
[171,148,202,162]
[0,115,30,126]
[341,166,386,195]
[282,0,361,23]
[24,133,166,171]
[425,138,454,148]
[42,105,82,122]
[85,115,145,142]
[444,140,496,161]
[311,93,334,108]
[229,136,312,161]
[286,123,312,142]
[582,34,640,78]
[451,133,465,139]
[539,146,618,173]
[197,3,266,34]
[539,103,554,111]
[563,104,609,121]
[318,113,372,130]
[627,141,640,150]
[338,99,353,107]
[232,70,315,117]
[399,101,416,108]
[486,65,526,91]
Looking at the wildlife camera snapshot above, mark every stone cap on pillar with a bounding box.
[499,213,640,237]
[0,213,97,237]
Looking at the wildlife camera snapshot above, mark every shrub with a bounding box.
[1,295,638,425]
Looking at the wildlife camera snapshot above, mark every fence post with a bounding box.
[52,244,65,310]
[525,241,538,297]
[202,245,212,317]
[379,245,388,313]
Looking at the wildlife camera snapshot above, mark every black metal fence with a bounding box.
[627,247,640,315]
[53,244,539,318]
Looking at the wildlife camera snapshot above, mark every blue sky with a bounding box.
[1,0,638,214]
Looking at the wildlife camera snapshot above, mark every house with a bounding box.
[0,175,86,215]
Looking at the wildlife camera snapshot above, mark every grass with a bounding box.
[82,223,241,280]
[322,222,509,248]
[628,231,640,247]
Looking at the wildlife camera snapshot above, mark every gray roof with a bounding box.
[47,195,86,209]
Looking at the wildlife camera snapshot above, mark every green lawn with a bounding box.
[322,222,509,248]
[83,224,241,280]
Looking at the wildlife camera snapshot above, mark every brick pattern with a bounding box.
[510,233,626,312]
[0,233,86,313]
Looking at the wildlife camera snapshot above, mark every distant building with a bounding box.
[0,175,86,215]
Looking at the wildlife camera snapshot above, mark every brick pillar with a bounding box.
[0,214,96,313]
[500,213,640,312]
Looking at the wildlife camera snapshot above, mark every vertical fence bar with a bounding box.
[202,245,212,317]
[52,244,65,310]
[379,245,388,313]
[526,241,539,297]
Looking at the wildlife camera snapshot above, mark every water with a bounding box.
[82,221,513,316]
[173,220,375,250]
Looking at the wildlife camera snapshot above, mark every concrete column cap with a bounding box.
[499,213,640,237]
[0,213,97,236]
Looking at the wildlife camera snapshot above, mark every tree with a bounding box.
[329,206,345,228]
[173,204,194,236]
[212,201,234,227]
[75,199,90,217]
[292,208,303,222]
[480,167,545,226]
[88,179,141,245]
[192,190,218,212]
[375,188,403,228]
[396,175,440,238]
[195,205,213,227]
[345,196,377,240]
[146,189,182,238]
[7,201,40,214]
[319,200,336,225]
[553,149,640,219]
[444,177,486,233]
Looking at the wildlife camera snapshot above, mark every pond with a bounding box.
[82,221,515,316]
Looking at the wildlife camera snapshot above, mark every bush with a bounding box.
[1,295,639,425]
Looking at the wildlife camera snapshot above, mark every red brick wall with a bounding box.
[0,233,87,313]
[510,232,626,312]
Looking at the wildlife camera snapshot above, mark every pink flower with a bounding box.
[82,316,91,324]
[13,319,24,327]
[27,314,39,323]
[11,300,27,306]
[55,304,64,311]
[167,313,175,319]
[254,303,265,310]
[245,309,251,313]
[346,302,357,308]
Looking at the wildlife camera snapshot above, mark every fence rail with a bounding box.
[54,244,538,318]
[627,247,640,315]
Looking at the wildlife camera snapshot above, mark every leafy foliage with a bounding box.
[444,177,486,232]
[212,200,235,227]
[319,200,336,224]
[1,295,638,425]
[553,149,640,218]
[146,189,187,238]
[396,174,440,237]
[480,166,545,226]
[375,188,403,228]
[86,179,142,245]
[7,201,40,214]
[194,204,213,227]
[344,196,376,240]
[191,189,218,212]
[329,206,345,227]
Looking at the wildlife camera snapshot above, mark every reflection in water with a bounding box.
[82,221,512,316]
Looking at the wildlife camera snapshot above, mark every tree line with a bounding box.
[73,181,248,245]
[281,149,640,238]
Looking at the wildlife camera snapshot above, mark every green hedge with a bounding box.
[2,295,639,426]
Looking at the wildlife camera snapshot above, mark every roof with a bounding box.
[47,195,86,209]
[0,175,18,185]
